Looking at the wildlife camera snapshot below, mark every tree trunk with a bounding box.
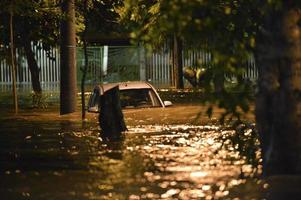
[60,0,77,115]
[23,38,42,94]
[172,34,184,89]
[81,42,88,120]
[255,5,301,176]
[213,70,225,94]
[81,0,88,120]
[9,8,18,114]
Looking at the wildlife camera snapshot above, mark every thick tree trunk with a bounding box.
[255,6,301,175]
[172,34,184,89]
[23,38,42,94]
[213,71,224,94]
[21,18,42,95]
[60,0,77,115]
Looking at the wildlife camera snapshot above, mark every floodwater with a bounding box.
[0,118,270,200]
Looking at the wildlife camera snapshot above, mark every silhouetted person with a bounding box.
[99,86,127,141]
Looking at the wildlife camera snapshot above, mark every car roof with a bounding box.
[96,81,153,93]
[93,81,165,107]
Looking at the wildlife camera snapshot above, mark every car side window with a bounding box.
[148,90,161,107]
[120,89,154,108]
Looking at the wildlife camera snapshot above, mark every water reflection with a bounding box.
[0,123,263,199]
[124,125,259,199]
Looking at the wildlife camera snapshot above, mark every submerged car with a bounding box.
[87,81,172,112]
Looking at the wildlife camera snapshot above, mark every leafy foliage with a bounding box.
[0,0,61,50]
[119,0,261,119]
[117,0,301,170]
[75,0,126,44]
[119,0,301,120]
[31,92,49,108]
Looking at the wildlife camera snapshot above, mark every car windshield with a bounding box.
[120,89,161,108]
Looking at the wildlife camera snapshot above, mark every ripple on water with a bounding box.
[96,124,261,199]
[1,124,261,200]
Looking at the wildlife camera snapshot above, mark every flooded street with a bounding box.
[0,116,267,200]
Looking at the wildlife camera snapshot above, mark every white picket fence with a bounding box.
[0,44,104,92]
[0,45,60,84]
[145,48,258,88]
[0,43,60,92]
[0,45,258,92]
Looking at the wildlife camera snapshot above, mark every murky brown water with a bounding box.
[0,119,271,200]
